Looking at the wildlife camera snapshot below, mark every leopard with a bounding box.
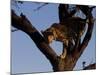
[41,17,87,58]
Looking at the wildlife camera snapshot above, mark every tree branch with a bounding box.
[72,7,95,60]
[11,10,58,65]
[33,3,49,11]
[83,63,96,70]
[59,4,77,24]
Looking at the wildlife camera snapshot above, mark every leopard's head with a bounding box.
[41,28,55,44]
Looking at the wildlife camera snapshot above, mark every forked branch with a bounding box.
[72,6,95,60]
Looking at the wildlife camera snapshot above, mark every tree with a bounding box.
[11,1,96,72]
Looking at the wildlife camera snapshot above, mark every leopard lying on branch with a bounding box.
[41,17,88,59]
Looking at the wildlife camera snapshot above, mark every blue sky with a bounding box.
[11,1,96,74]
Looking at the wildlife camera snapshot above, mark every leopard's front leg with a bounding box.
[60,39,68,59]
